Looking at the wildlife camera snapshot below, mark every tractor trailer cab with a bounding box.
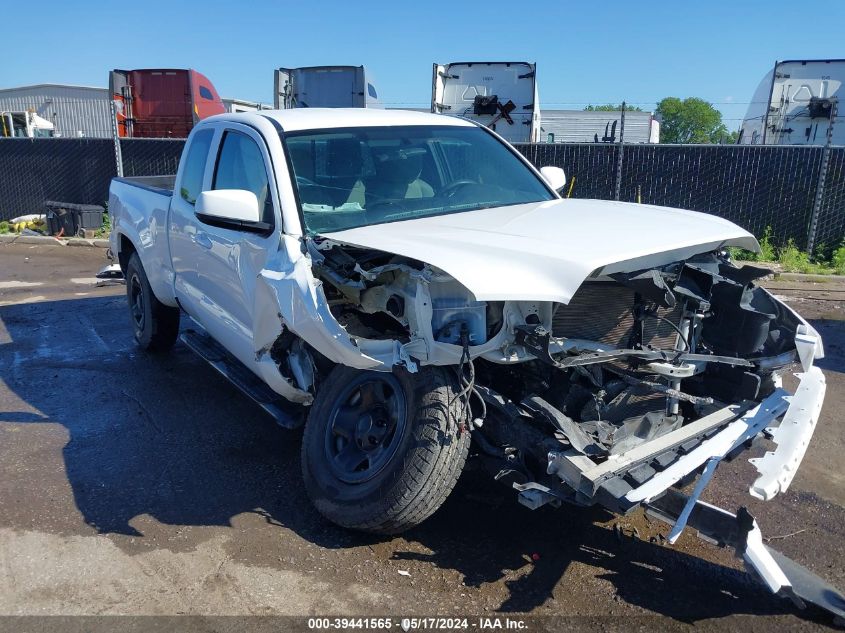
[431,61,541,143]
[273,66,381,109]
[110,68,225,138]
[739,59,844,146]
[0,111,55,138]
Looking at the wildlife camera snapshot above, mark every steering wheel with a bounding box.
[439,179,478,198]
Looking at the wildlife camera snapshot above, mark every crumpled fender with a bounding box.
[252,237,413,402]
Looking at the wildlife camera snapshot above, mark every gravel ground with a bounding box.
[0,241,842,630]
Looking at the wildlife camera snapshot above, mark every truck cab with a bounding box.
[739,59,844,145]
[431,61,540,143]
[273,66,381,109]
[1,111,55,138]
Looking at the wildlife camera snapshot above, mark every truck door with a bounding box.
[177,123,281,365]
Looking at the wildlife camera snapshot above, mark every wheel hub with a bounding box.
[129,274,144,330]
[324,374,407,484]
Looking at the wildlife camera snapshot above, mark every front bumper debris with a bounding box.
[749,367,826,500]
[547,366,827,514]
[541,364,840,619]
[646,490,845,621]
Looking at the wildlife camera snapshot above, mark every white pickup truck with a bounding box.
[109,108,840,617]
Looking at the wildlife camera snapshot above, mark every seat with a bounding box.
[365,149,433,205]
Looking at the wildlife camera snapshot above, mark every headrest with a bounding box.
[372,147,425,184]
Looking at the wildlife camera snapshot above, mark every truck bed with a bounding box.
[113,175,176,195]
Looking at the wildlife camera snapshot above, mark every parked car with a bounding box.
[108,108,838,617]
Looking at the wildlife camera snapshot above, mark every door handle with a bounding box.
[193,232,212,249]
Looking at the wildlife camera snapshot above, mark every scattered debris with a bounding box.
[397,569,411,577]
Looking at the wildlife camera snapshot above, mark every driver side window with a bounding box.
[213,130,275,226]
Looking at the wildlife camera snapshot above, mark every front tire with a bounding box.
[302,365,470,534]
[125,252,180,352]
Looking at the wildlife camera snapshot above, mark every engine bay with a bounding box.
[295,238,811,476]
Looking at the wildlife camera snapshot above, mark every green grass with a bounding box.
[93,211,111,238]
[831,244,845,275]
[728,228,844,275]
[777,239,831,274]
[0,221,9,235]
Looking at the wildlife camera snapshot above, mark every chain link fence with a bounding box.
[0,138,188,220]
[0,138,117,218]
[514,142,844,251]
[0,134,842,253]
[813,147,845,254]
[119,139,185,178]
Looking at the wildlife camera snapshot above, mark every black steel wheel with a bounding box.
[324,373,407,484]
[302,365,470,534]
[125,252,180,352]
[128,271,146,333]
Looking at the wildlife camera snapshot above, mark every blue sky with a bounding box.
[4,0,844,130]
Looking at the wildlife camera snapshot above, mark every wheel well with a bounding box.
[117,234,136,273]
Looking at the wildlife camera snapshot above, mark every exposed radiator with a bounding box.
[552,281,681,349]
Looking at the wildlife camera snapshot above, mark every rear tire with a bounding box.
[302,365,470,534]
[125,252,180,352]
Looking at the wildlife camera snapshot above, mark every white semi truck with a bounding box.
[1,110,55,138]
[431,61,541,143]
[273,66,381,109]
[739,59,844,145]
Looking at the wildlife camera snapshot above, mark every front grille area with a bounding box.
[552,281,681,349]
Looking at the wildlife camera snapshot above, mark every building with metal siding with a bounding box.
[540,110,658,144]
[0,84,113,138]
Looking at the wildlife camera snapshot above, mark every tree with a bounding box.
[584,103,643,112]
[655,97,730,144]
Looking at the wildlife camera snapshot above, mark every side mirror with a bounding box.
[540,166,567,192]
[196,189,260,223]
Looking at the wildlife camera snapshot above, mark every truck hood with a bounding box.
[319,198,759,304]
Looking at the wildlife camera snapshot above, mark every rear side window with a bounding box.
[199,86,214,100]
[179,129,214,204]
[213,130,273,225]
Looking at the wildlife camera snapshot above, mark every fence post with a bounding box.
[614,101,626,201]
[807,100,837,254]
[110,100,124,178]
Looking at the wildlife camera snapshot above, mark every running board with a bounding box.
[180,328,304,429]
[645,489,845,622]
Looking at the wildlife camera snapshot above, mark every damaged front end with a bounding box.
[291,237,838,617]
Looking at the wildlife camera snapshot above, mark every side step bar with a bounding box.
[645,489,845,622]
[180,328,304,429]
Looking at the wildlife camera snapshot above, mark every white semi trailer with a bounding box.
[431,61,540,143]
[739,59,844,145]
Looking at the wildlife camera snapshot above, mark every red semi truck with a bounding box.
[110,69,225,138]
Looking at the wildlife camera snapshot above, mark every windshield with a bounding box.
[283,125,555,234]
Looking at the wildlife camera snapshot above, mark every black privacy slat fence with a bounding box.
[515,142,844,251]
[1,137,843,251]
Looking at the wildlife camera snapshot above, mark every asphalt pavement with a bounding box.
[0,241,843,630]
